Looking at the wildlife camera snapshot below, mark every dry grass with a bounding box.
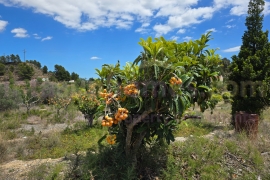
[1,100,270,179]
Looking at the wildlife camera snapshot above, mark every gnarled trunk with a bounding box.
[125,110,152,164]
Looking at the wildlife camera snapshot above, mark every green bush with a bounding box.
[222,92,232,103]
[0,84,22,111]
[40,82,58,104]
[209,93,223,110]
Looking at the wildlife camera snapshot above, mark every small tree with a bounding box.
[18,63,34,80]
[0,56,6,64]
[20,80,40,114]
[40,81,58,104]
[93,33,221,165]
[70,72,79,81]
[48,96,71,116]
[229,0,270,118]
[72,92,100,126]
[0,63,5,76]
[54,65,70,81]
[42,65,48,74]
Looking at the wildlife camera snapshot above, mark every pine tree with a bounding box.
[229,0,270,117]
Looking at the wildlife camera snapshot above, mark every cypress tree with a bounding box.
[229,0,270,118]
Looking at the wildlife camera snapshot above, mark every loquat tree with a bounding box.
[93,33,221,164]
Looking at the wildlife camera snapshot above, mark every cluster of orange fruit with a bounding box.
[101,108,129,127]
[169,77,182,85]
[99,89,115,105]
[106,134,116,145]
[114,108,129,121]
[101,115,115,127]
[123,84,138,95]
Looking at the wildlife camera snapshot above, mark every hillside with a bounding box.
[0,62,51,83]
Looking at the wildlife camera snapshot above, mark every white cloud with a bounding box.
[135,22,150,33]
[183,36,192,41]
[177,29,186,34]
[226,25,235,29]
[1,0,270,36]
[213,0,270,16]
[264,1,270,15]
[153,24,172,37]
[170,36,179,41]
[33,33,41,39]
[205,28,217,33]
[0,20,8,32]
[154,6,215,36]
[41,36,52,41]
[90,56,101,60]
[11,28,29,38]
[223,46,240,52]
[226,19,234,23]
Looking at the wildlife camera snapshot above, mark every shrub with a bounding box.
[18,63,34,80]
[0,84,22,111]
[40,82,58,104]
[222,92,232,103]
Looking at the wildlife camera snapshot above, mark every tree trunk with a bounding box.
[125,110,152,161]
[85,114,94,126]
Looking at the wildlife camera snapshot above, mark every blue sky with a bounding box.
[0,0,270,79]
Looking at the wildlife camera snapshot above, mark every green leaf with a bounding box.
[97,104,105,111]
[137,96,143,112]
[136,124,148,133]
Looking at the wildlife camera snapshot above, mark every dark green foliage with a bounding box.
[54,65,70,81]
[0,63,5,75]
[42,65,48,74]
[0,54,21,64]
[0,56,6,63]
[49,74,58,82]
[89,77,95,82]
[70,72,79,81]
[18,63,34,80]
[26,60,41,68]
[15,55,21,63]
[0,84,22,111]
[229,0,270,116]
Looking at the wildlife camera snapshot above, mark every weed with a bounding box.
[173,119,215,137]
[26,163,64,180]
[0,138,7,163]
